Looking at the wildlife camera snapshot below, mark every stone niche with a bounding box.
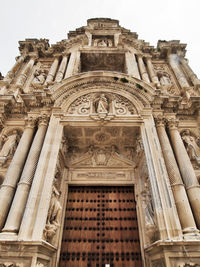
[80,52,125,73]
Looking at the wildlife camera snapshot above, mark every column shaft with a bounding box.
[137,55,150,83]
[141,117,182,240]
[19,115,63,240]
[55,55,68,82]
[2,116,48,233]
[168,54,189,88]
[125,52,140,79]
[146,57,160,87]
[4,56,25,83]
[45,56,59,85]
[65,51,80,78]
[180,58,200,88]
[156,118,198,234]
[0,119,35,229]
[16,58,35,87]
[168,120,200,228]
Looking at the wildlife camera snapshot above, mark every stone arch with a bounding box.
[52,71,156,114]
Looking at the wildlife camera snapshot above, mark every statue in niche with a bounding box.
[182,130,200,168]
[0,130,19,166]
[94,94,109,114]
[32,69,46,88]
[43,178,62,242]
[158,72,172,89]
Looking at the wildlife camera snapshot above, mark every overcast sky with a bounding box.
[0,0,199,77]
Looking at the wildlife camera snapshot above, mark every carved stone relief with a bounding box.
[67,144,135,168]
[43,170,62,243]
[181,129,200,169]
[67,92,136,121]
[0,130,20,167]
[141,175,158,244]
[93,37,113,47]
[31,69,47,89]
[153,63,180,95]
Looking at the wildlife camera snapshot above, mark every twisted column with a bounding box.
[168,119,200,229]
[125,51,140,79]
[168,54,189,88]
[146,56,160,87]
[0,118,35,230]
[55,55,68,82]
[155,117,198,234]
[16,57,36,87]
[45,56,60,85]
[180,57,200,89]
[137,54,150,83]
[2,115,48,233]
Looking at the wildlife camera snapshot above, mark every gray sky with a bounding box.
[0,0,200,77]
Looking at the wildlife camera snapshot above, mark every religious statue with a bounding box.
[0,131,19,165]
[32,69,46,88]
[182,130,200,167]
[43,179,62,242]
[94,94,109,113]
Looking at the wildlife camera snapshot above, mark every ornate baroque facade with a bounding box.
[0,18,200,267]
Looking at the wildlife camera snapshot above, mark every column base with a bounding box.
[145,240,200,267]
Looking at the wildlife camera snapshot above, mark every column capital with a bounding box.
[38,114,49,126]
[154,116,167,128]
[25,117,36,129]
[167,118,179,130]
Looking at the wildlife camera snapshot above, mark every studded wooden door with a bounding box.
[59,186,142,267]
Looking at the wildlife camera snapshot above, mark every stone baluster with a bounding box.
[55,55,68,83]
[180,57,200,89]
[146,56,160,87]
[4,56,25,83]
[125,51,140,79]
[64,51,80,79]
[0,118,35,230]
[45,56,60,85]
[168,54,190,88]
[137,54,150,83]
[16,57,36,87]
[2,115,48,233]
[155,117,198,235]
[168,118,200,229]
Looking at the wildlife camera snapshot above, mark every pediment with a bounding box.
[67,146,135,168]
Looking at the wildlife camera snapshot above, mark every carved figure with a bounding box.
[32,69,46,87]
[142,176,157,244]
[0,131,19,164]
[44,179,62,241]
[97,39,107,47]
[182,130,200,167]
[94,94,109,113]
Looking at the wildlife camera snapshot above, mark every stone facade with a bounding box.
[0,18,200,266]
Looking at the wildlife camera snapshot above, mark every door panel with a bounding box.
[59,186,142,267]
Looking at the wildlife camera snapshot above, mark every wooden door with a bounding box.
[59,186,142,267]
